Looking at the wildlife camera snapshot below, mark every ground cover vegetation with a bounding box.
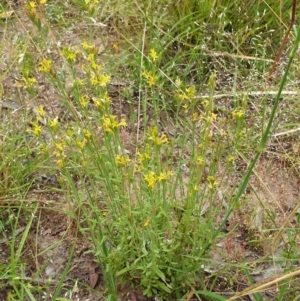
[1,0,300,300]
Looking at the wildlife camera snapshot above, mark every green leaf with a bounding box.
[194,290,227,301]
[153,266,165,282]
[157,281,172,294]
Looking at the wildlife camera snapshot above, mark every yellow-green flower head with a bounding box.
[38,58,52,73]
[100,114,126,133]
[48,117,59,130]
[142,70,157,87]
[144,171,156,189]
[62,46,78,62]
[148,126,168,145]
[149,48,158,62]
[115,154,131,167]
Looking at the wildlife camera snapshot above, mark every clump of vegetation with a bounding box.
[1,1,300,300]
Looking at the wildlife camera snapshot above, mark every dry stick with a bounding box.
[227,268,300,301]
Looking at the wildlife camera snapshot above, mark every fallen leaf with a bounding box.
[89,262,99,289]
[130,292,137,301]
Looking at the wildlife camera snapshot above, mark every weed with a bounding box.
[1,1,300,300]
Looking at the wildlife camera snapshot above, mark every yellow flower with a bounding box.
[37,105,46,118]
[144,171,156,190]
[91,61,102,71]
[185,86,196,98]
[149,48,158,62]
[100,114,120,133]
[142,70,157,87]
[137,151,150,163]
[227,155,235,164]
[28,121,42,136]
[29,1,36,8]
[90,73,110,86]
[62,46,78,62]
[207,176,217,190]
[115,154,131,167]
[119,118,126,128]
[98,74,110,86]
[82,41,92,50]
[73,78,83,87]
[205,111,217,123]
[90,74,98,86]
[103,91,111,103]
[208,73,217,91]
[26,1,36,17]
[40,0,47,5]
[83,129,92,139]
[192,113,199,122]
[177,91,188,102]
[144,219,150,227]
[182,103,189,112]
[21,76,37,89]
[87,53,96,62]
[112,43,119,52]
[196,156,204,167]
[92,95,111,111]
[232,109,244,119]
[148,126,168,145]
[202,99,210,107]
[76,138,87,150]
[80,95,89,108]
[157,170,173,182]
[38,58,52,73]
[144,171,156,189]
[175,77,181,86]
[49,117,59,130]
[53,142,65,157]
[56,158,65,168]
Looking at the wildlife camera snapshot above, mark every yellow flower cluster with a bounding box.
[231,109,245,119]
[148,126,168,146]
[137,150,151,163]
[84,0,99,13]
[92,91,111,110]
[21,76,37,89]
[144,169,173,190]
[38,58,52,73]
[149,49,158,62]
[100,114,126,133]
[142,70,157,87]
[53,142,66,168]
[82,42,98,54]
[76,138,87,150]
[91,73,110,87]
[203,110,217,124]
[115,154,131,167]
[25,1,37,18]
[62,46,78,62]
[207,176,217,190]
[48,117,59,130]
[177,86,196,102]
[27,120,42,136]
